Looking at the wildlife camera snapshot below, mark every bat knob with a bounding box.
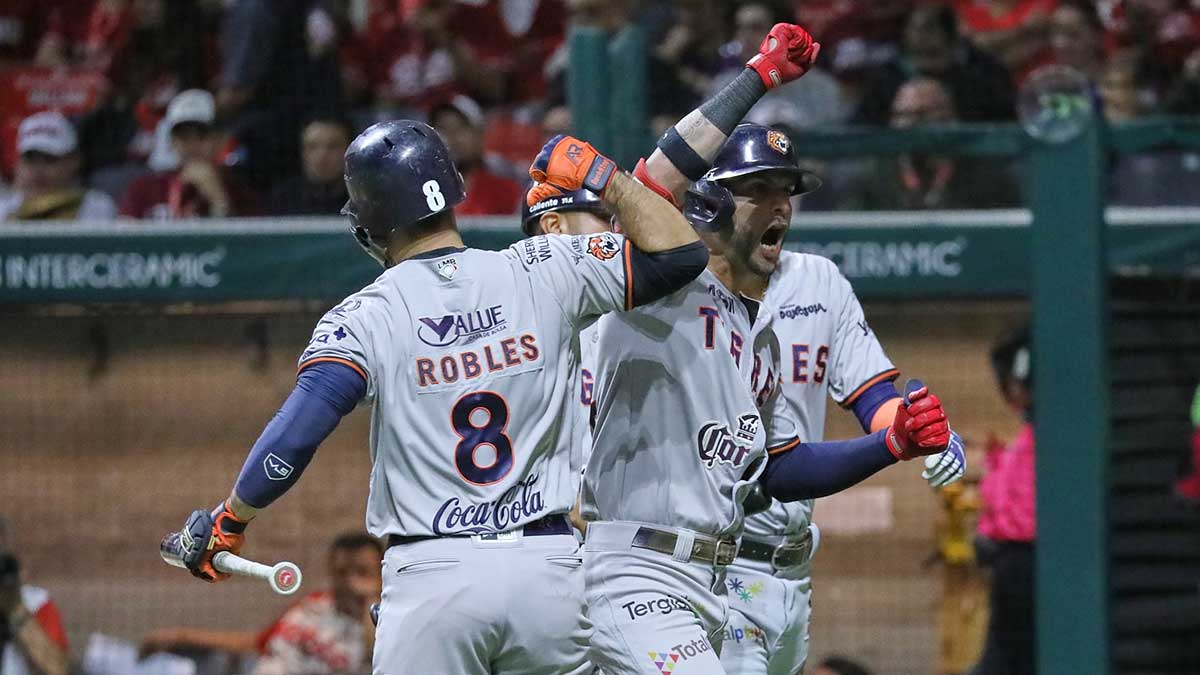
[269,562,303,595]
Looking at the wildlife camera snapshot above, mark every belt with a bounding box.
[387,514,572,548]
[629,526,738,566]
[737,535,813,570]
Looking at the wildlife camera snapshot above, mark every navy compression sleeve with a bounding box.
[850,380,901,432]
[760,430,898,502]
[232,361,366,508]
[627,240,709,307]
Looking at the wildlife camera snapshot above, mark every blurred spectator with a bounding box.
[953,0,1057,84]
[0,112,117,221]
[0,516,69,675]
[1176,382,1200,502]
[855,4,1016,124]
[844,78,1021,210]
[655,0,728,105]
[813,655,874,675]
[1048,0,1106,80]
[1106,53,1200,206]
[218,0,344,189]
[814,0,910,110]
[1165,42,1200,113]
[141,532,383,675]
[268,117,352,216]
[450,0,568,105]
[0,3,56,66]
[973,323,1036,675]
[708,1,850,131]
[119,89,259,219]
[76,0,219,180]
[350,0,508,119]
[430,96,523,216]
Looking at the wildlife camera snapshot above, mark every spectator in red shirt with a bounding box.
[119,89,258,219]
[141,532,382,675]
[429,95,523,216]
[973,323,1036,675]
[346,0,496,117]
[954,0,1058,84]
[0,516,69,675]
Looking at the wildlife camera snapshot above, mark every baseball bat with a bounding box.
[159,532,303,595]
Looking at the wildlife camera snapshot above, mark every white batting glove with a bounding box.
[922,430,966,488]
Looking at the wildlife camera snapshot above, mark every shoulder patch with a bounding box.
[586,234,620,261]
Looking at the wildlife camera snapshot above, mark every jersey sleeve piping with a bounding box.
[837,368,901,408]
[623,240,634,311]
[767,437,803,455]
[297,356,368,383]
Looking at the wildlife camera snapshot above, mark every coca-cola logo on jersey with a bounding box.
[696,413,760,470]
[431,473,545,535]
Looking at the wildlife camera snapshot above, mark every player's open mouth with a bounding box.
[760,223,787,248]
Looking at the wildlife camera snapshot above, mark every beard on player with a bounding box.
[723,170,795,279]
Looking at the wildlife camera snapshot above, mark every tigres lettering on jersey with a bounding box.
[744,250,898,541]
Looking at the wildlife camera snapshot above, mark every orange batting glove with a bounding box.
[179,500,249,582]
[527,134,618,206]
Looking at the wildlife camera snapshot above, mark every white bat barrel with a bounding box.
[160,532,303,595]
[213,551,303,595]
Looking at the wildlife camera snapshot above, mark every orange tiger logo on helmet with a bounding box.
[766,130,791,155]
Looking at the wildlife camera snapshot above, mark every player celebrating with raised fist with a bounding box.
[165,121,711,674]
[579,22,958,675]
[630,23,967,674]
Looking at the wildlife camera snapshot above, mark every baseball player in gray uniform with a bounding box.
[166,124,713,674]
[580,22,957,675]
[720,246,966,675]
[626,24,966,673]
[520,187,614,472]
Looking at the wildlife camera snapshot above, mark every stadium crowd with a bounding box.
[1,0,1199,219]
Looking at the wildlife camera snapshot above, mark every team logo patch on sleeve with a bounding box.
[587,234,620,261]
[264,453,295,481]
[766,130,790,155]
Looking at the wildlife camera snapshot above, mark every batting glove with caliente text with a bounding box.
[527,134,618,206]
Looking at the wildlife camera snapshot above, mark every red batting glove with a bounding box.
[746,23,820,89]
[885,380,951,461]
[527,134,618,205]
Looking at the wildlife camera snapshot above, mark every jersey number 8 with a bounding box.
[451,391,513,485]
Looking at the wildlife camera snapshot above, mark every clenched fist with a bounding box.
[746,23,820,89]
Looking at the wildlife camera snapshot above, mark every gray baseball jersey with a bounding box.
[583,269,798,539]
[298,232,633,539]
[743,250,897,541]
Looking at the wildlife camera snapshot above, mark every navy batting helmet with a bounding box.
[342,120,466,264]
[684,124,820,231]
[520,188,609,236]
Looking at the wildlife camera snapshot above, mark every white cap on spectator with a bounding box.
[17,111,78,157]
[433,95,486,129]
[165,89,216,132]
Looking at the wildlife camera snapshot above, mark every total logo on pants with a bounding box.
[646,637,714,674]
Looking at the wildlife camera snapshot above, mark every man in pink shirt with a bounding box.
[974,324,1036,675]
